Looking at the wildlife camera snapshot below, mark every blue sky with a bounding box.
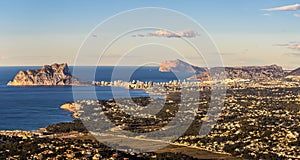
[0,0,300,68]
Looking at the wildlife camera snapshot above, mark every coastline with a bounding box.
[2,64,300,159]
[60,102,79,119]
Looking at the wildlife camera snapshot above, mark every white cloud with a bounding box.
[132,30,199,38]
[262,4,300,11]
[284,53,300,57]
[294,13,300,17]
[263,13,271,16]
[273,43,289,46]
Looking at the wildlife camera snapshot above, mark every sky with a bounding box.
[0,0,300,69]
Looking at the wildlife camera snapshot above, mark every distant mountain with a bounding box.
[287,67,300,76]
[159,59,285,81]
[224,65,284,80]
[284,67,300,81]
[7,63,83,86]
[159,59,207,74]
[192,65,284,81]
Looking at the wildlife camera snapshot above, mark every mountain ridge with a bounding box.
[158,59,297,81]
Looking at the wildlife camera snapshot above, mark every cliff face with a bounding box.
[192,65,284,81]
[7,63,81,86]
[159,59,207,73]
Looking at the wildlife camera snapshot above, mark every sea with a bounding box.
[0,66,192,130]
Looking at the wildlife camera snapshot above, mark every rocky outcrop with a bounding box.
[7,63,82,86]
[191,65,284,81]
[159,59,207,74]
[60,102,79,118]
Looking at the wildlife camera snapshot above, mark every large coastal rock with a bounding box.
[159,59,207,74]
[192,65,284,81]
[7,63,82,86]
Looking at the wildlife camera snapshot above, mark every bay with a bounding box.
[0,66,188,130]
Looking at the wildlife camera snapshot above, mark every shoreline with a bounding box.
[60,102,79,119]
[2,79,300,159]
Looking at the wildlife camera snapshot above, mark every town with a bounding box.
[80,78,300,159]
[1,78,300,159]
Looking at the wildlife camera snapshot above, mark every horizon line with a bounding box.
[0,64,297,70]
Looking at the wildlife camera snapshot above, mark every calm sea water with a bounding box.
[0,66,189,130]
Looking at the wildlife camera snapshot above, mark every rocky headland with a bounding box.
[7,63,83,86]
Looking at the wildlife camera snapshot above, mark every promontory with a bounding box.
[159,59,207,74]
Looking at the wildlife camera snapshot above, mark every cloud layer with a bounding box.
[263,4,300,11]
[132,30,199,38]
[274,42,300,50]
[289,44,300,50]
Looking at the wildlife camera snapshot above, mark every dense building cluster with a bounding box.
[178,86,300,159]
